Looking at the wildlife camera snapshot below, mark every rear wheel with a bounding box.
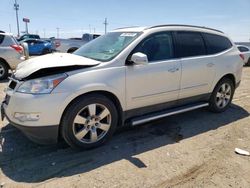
[61,94,118,149]
[0,61,9,80]
[209,78,235,113]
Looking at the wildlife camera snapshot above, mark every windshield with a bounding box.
[74,32,141,62]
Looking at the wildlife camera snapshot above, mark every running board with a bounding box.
[131,102,209,126]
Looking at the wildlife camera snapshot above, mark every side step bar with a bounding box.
[131,102,209,126]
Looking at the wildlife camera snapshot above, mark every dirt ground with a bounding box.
[0,67,250,188]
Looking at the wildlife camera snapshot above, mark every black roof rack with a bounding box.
[147,24,224,33]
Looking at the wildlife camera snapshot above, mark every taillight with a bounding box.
[239,54,245,61]
[10,44,23,54]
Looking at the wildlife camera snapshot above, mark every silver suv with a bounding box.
[1,25,244,149]
[0,33,25,79]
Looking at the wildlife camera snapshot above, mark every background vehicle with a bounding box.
[237,45,250,66]
[55,33,100,53]
[0,32,25,79]
[2,25,243,149]
[21,38,54,55]
[17,34,40,42]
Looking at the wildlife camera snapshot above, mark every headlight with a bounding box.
[17,73,67,94]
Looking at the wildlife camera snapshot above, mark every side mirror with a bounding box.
[21,42,29,60]
[130,52,148,65]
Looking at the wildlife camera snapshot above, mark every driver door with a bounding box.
[125,32,181,110]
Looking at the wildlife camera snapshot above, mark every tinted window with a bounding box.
[175,31,206,58]
[203,33,232,54]
[238,46,249,52]
[25,40,35,44]
[133,32,174,62]
[0,34,4,44]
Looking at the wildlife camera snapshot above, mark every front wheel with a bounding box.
[209,78,235,113]
[61,94,118,149]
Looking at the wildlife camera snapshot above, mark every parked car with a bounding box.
[0,32,25,79]
[1,25,244,149]
[21,39,53,55]
[17,34,40,42]
[237,45,250,66]
[55,33,100,53]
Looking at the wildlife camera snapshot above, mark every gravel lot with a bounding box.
[0,67,250,188]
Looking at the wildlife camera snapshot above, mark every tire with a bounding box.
[246,58,250,66]
[61,94,118,149]
[67,47,78,53]
[0,61,9,80]
[209,78,235,113]
[42,48,51,55]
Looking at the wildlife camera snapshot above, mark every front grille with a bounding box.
[9,80,17,90]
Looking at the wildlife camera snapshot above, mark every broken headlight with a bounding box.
[17,73,67,94]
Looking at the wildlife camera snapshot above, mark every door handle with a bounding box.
[207,63,215,67]
[168,67,179,73]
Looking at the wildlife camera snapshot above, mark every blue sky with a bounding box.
[0,0,249,41]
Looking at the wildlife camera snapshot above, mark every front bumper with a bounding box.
[1,102,58,144]
[1,86,70,145]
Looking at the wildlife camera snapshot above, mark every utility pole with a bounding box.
[103,18,108,34]
[9,24,12,33]
[14,0,20,37]
[56,27,60,38]
[43,29,46,38]
[89,24,91,33]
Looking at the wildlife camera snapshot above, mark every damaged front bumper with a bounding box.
[1,100,59,144]
[1,78,70,145]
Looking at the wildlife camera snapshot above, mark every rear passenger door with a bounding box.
[174,31,216,99]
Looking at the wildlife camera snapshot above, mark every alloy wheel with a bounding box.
[0,65,5,77]
[72,103,112,144]
[215,83,231,109]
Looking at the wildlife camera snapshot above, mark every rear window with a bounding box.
[0,34,5,44]
[175,31,206,58]
[203,33,232,54]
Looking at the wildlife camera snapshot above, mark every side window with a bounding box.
[133,32,174,62]
[238,46,249,52]
[203,33,232,54]
[175,31,206,58]
[26,40,34,44]
[0,34,4,44]
[35,41,43,44]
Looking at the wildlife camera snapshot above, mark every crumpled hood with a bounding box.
[15,53,100,79]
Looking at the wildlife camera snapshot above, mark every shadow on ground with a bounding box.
[0,104,249,183]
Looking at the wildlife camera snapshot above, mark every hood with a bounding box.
[15,53,100,79]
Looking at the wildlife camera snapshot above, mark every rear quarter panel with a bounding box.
[210,46,243,92]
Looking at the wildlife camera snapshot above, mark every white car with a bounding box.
[1,25,244,149]
[237,45,250,66]
[0,32,25,79]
